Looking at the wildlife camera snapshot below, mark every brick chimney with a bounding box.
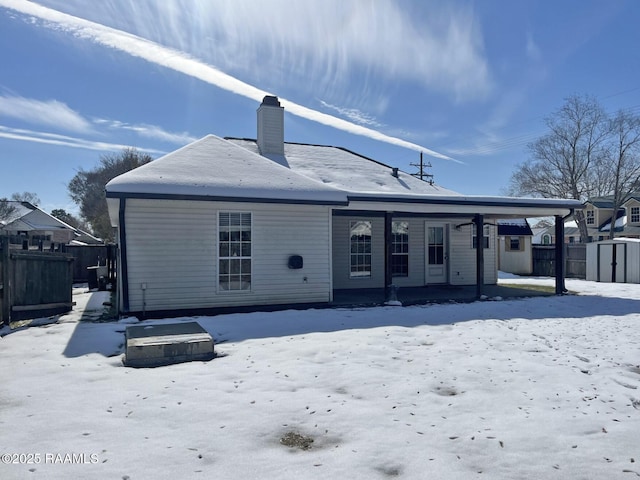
[257,95,284,156]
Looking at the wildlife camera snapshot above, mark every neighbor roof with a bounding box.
[0,201,75,232]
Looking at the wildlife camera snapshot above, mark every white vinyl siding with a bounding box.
[385,217,425,288]
[449,223,497,285]
[123,199,332,312]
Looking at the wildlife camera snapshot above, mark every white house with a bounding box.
[0,201,77,247]
[106,96,581,317]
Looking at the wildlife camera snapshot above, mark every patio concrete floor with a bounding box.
[331,283,555,308]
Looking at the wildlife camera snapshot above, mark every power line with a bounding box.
[409,152,434,184]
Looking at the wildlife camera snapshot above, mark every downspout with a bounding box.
[475,214,484,299]
[118,197,130,313]
[384,212,393,302]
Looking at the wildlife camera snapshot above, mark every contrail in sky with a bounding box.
[0,0,455,161]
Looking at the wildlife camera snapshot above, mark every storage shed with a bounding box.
[497,219,533,275]
[586,237,640,283]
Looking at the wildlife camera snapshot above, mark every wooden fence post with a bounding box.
[1,239,10,325]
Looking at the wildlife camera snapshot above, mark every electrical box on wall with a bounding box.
[288,255,303,269]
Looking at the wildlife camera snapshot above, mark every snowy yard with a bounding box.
[1,277,639,480]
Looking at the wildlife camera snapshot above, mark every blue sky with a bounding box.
[1,0,639,216]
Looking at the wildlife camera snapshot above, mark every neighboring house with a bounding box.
[497,219,533,275]
[620,194,640,238]
[536,194,640,245]
[105,96,581,317]
[537,220,581,245]
[0,201,78,247]
[531,226,550,245]
[580,194,640,241]
[70,229,104,246]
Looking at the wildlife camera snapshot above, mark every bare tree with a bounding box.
[600,110,640,239]
[509,95,610,242]
[0,197,17,222]
[68,148,152,241]
[11,191,41,206]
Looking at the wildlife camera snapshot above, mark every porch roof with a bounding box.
[341,196,582,219]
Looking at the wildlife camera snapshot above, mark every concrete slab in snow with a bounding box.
[124,322,214,367]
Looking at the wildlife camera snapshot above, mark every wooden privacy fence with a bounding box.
[0,239,74,325]
[64,244,117,284]
[532,244,586,279]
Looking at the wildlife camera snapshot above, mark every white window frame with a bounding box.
[472,224,490,249]
[350,220,372,278]
[631,206,640,224]
[218,212,252,292]
[391,221,409,277]
[586,209,595,225]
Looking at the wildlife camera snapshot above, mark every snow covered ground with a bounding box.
[1,277,639,480]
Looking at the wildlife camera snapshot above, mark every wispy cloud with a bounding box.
[444,130,542,158]
[0,0,455,161]
[0,125,165,154]
[0,90,197,150]
[0,94,93,133]
[318,100,382,128]
[50,0,491,103]
[94,118,197,144]
[526,32,542,62]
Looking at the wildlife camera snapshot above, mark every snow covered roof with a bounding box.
[0,201,33,226]
[106,133,581,217]
[496,219,533,236]
[226,138,460,197]
[0,201,75,232]
[600,214,627,232]
[106,135,348,205]
[224,139,583,216]
[586,197,615,209]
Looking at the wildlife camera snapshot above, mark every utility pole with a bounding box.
[410,152,434,184]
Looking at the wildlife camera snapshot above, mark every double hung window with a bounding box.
[472,224,490,249]
[391,221,409,277]
[350,221,372,277]
[219,212,251,291]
